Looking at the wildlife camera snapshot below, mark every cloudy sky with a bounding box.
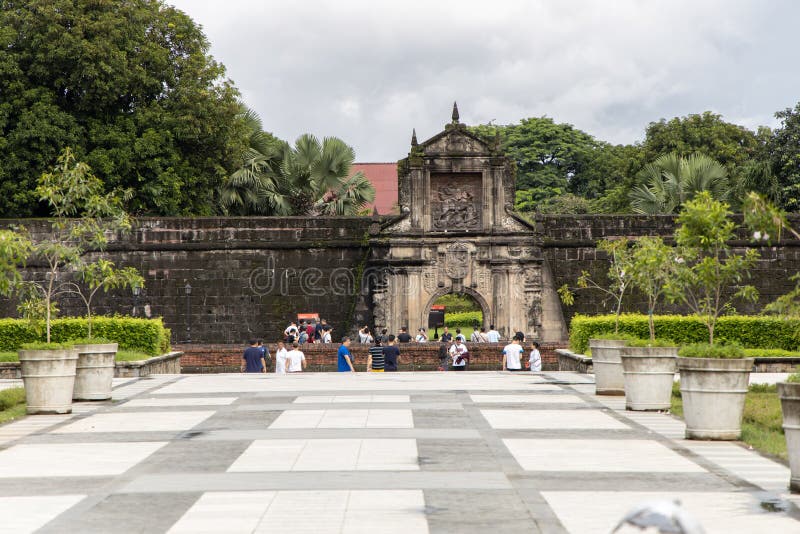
[169,0,799,161]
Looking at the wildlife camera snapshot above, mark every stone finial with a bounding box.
[451,101,460,123]
[411,128,418,146]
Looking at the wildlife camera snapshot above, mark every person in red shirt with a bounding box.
[306,321,316,344]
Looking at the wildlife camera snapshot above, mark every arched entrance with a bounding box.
[422,288,491,340]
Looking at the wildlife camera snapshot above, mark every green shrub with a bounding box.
[20,342,74,350]
[65,337,114,346]
[627,338,677,348]
[589,332,639,342]
[0,388,25,410]
[0,317,169,355]
[787,368,800,384]
[678,342,746,359]
[115,350,152,362]
[0,352,17,362]
[569,314,800,354]
[445,311,483,327]
[742,348,800,358]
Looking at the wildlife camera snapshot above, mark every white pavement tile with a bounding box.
[470,394,586,404]
[294,395,410,404]
[542,491,800,534]
[0,495,86,533]
[0,442,167,477]
[168,490,428,534]
[481,409,630,430]
[228,439,419,472]
[0,414,72,446]
[680,441,792,492]
[270,409,414,429]
[52,411,216,433]
[123,397,237,407]
[504,439,707,473]
[152,371,557,395]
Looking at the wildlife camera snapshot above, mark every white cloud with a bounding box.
[168,0,800,159]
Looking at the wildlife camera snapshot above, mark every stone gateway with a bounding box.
[369,103,567,342]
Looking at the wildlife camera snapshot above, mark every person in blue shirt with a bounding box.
[241,340,266,373]
[337,337,355,372]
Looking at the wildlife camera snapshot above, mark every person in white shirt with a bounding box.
[284,322,298,343]
[528,341,542,372]
[285,342,306,373]
[486,325,501,343]
[321,327,332,344]
[358,326,373,344]
[275,341,288,374]
[502,337,524,371]
[449,340,468,370]
[455,328,466,343]
[416,328,428,343]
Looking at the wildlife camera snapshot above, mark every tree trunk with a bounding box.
[648,311,655,341]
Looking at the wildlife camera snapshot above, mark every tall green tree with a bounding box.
[643,112,763,170]
[771,102,800,211]
[472,120,643,212]
[629,153,729,214]
[0,0,248,216]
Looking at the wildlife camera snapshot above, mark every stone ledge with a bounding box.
[556,349,593,374]
[0,352,182,379]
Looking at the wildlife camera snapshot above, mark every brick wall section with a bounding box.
[180,341,564,373]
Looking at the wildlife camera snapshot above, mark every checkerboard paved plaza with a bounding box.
[0,372,799,533]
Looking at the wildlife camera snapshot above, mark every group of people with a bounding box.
[241,323,543,374]
[283,318,333,344]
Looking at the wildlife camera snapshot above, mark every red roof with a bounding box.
[352,163,398,215]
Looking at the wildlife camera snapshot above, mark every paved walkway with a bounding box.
[0,371,797,533]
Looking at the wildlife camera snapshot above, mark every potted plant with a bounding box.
[662,193,760,439]
[777,370,800,492]
[68,337,118,401]
[18,342,78,414]
[559,238,634,396]
[588,333,637,396]
[678,343,753,440]
[620,338,678,411]
[14,148,132,343]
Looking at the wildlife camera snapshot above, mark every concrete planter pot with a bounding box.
[621,346,678,411]
[778,382,800,492]
[589,339,628,396]
[72,343,118,401]
[18,348,79,414]
[678,357,753,440]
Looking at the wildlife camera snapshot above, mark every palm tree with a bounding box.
[219,107,291,215]
[629,153,729,214]
[278,134,375,216]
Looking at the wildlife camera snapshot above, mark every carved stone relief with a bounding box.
[430,173,481,231]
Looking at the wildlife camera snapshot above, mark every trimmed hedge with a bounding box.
[445,311,483,327]
[570,314,800,354]
[0,317,170,355]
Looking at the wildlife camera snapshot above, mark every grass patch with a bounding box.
[671,382,786,459]
[115,350,152,362]
[0,352,17,362]
[0,388,26,425]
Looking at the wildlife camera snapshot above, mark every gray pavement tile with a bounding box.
[191,428,482,440]
[118,471,514,493]
[192,409,283,431]
[508,472,737,492]
[424,489,543,534]
[37,492,201,534]
[417,439,502,472]
[133,440,253,474]
[413,409,473,429]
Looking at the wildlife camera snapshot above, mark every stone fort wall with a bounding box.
[2,214,799,345]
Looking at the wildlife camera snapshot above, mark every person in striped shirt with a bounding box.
[367,339,385,372]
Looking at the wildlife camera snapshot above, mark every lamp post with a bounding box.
[184,282,192,344]
[132,286,141,318]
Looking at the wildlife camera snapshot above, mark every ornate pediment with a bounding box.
[422,129,490,156]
